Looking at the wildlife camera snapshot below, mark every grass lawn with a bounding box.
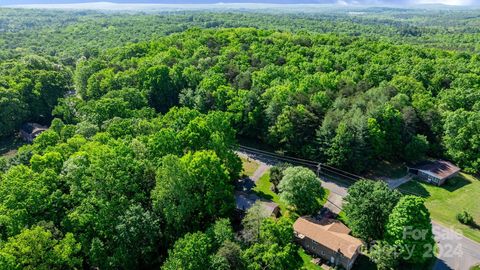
[399,173,480,243]
[298,248,323,270]
[240,156,260,177]
[253,171,288,213]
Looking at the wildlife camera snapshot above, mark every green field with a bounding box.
[399,173,480,243]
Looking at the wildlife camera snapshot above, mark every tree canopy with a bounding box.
[385,196,434,264]
[0,7,477,269]
[0,107,241,269]
[64,27,480,173]
[343,180,402,242]
[278,166,325,215]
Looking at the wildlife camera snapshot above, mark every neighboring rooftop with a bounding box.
[20,122,47,134]
[19,123,48,143]
[409,160,461,180]
[293,216,362,259]
[235,191,279,216]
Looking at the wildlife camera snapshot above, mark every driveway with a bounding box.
[237,151,270,182]
[251,163,269,182]
[324,192,343,214]
[236,152,271,192]
[383,175,412,189]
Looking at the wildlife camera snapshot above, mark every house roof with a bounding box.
[293,216,362,259]
[235,191,279,216]
[323,220,352,234]
[409,160,460,180]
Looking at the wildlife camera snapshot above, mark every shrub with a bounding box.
[457,210,474,225]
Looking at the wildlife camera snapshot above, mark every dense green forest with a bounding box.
[0,107,246,269]
[1,7,480,62]
[59,27,480,173]
[1,8,480,172]
[0,7,479,269]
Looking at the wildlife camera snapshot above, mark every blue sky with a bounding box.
[1,0,477,5]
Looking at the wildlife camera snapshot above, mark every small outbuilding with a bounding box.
[234,191,280,217]
[407,160,460,186]
[20,123,48,142]
[293,216,363,270]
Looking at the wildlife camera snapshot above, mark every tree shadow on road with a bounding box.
[431,257,453,270]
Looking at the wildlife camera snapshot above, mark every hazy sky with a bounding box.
[1,0,478,6]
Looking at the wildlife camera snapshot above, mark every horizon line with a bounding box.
[3,1,479,8]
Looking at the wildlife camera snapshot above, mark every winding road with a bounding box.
[237,147,480,270]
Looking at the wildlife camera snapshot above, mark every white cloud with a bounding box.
[414,0,474,5]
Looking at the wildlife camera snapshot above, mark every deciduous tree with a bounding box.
[385,195,434,264]
[278,166,325,215]
[343,180,401,242]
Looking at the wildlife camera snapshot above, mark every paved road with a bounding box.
[432,222,480,270]
[321,176,349,197]
[237,150,349,208]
